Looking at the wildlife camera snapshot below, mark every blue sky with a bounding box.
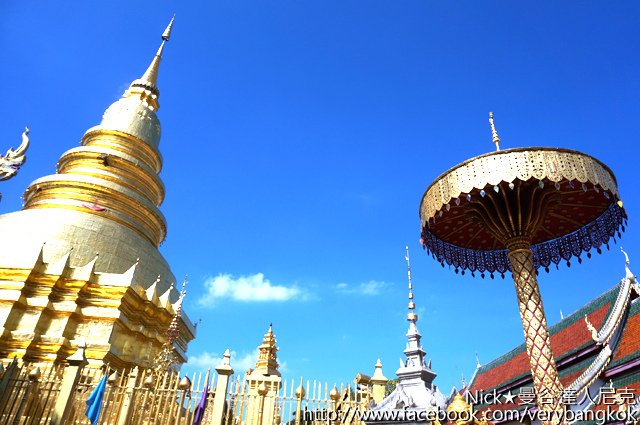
[1,2,639,392]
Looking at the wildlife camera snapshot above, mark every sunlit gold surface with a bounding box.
[252,324,280,376]
[0,226,195,367]
[0,209,173,288]
[22,102,168,246]
[420,147,619,226]
[446,393,493,425]
[0,19,194,369]
[246,325,282,425]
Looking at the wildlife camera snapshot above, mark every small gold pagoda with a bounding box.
[0,18,195,369]
[245,325,282,425]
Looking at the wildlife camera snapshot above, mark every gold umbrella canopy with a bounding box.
[419,147,627,278]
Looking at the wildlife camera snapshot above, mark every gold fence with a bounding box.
[0,351,373,425]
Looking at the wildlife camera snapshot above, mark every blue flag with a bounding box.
[85,374,107,425]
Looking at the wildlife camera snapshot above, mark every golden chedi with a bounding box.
[0,18,195,369]
[245,325,282,425]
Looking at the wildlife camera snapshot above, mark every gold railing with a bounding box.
[0,361,64,424]
[223,377,370,425]
[0,354,372,425]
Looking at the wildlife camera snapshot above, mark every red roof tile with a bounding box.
[470,303,610,392]
[613,312,640,362]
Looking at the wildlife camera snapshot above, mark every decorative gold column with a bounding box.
[370,359,388,405]
[507,238,563,424]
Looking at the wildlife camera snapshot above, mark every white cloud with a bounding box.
[334,280,389,296]
[188,349,288,375]
[198,273,307,306]
[188,349,259,372]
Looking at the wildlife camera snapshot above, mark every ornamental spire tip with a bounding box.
[405,245,418,323]
[489,112,501,151]
[126,16,176,111]
[162,15,175,42]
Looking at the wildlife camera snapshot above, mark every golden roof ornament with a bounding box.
[446,394,473,425]
[584,315,599,342]
[153,275,187,373]
[445,393,495,425]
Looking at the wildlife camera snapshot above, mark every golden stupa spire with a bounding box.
[405,245,418,323]
[488,112,501,151]
[253,323,280,376]
[126,16,175,111]
[22,18,178,248]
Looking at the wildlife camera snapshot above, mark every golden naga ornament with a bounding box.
[0,127,30,182]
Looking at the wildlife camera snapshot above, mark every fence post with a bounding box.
[175,376,192,425]
[294,379,305,425]
[50,343,88,425]
[0,357,18,400]
[211,349,234,425]
[330,386,341,425]
[115,366,139,425]
[370,359,388,405]
[257,382,268,425]
[23,366,42,421]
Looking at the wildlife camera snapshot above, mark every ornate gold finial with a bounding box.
[142,16,174,85]
[253,324,280,375]
[152,276,186,373]
[405,245,418,323]
[488,112,501,151]
[125,17,175,111]
[162,15,175,41]
[295,380,305,398]
[329,385,340,401]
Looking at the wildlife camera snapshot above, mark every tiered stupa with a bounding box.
[245,325,282,425]
[371,246,447,415]
[0,18,195,368]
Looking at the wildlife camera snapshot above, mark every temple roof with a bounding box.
[468,270,640,416]
[471,285,617,392]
